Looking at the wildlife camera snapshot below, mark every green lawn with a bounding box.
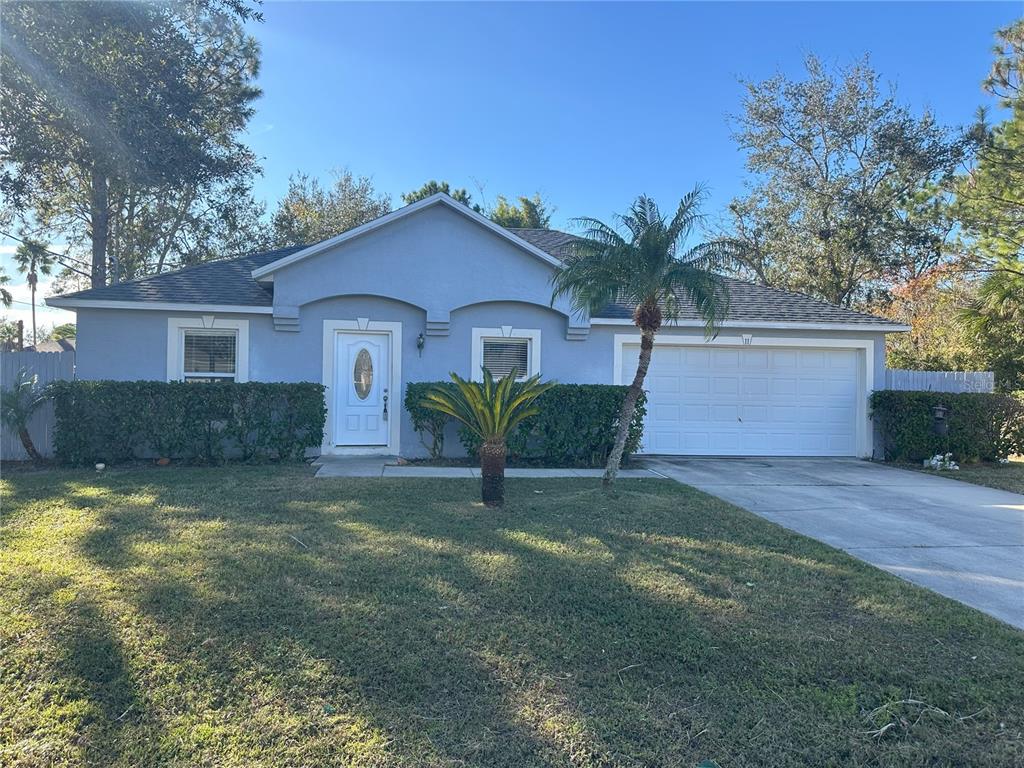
[899,457,1024,495]
[2,467,1021,767]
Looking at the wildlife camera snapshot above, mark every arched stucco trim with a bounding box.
[273,293,428,333]
[450,298,570,320]
[298,293,430,315]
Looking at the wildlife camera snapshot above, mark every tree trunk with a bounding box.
[479,438,507,507]
[603,327,656,488]
[90,168,109,288]
[29,278,36,346]
[18,427,43,463]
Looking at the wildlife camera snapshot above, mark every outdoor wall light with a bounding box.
[417,332,425,356]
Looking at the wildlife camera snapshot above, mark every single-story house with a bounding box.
[48,193,908,459]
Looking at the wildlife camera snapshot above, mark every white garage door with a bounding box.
[623,344,860,456]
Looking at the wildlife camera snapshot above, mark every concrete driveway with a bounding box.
[642,457,1024,629]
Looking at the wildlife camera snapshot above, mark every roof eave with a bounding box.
[45,297,274,314]
[589,317,911,332]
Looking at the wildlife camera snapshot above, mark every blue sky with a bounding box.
[244,1,1017,227]
[4,1,1019,329]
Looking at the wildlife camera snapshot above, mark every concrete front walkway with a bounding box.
[642,457,1024,629]
[313,455,657,479]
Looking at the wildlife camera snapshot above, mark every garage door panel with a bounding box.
[713,376,739,394]
[772,350,798,367]
[771,377,798,395]
[627,343,860,457]
[709,404,737,422]
[710,432,740,451]
[712,349,739,367]
[743,377,770,395]
[741,404,770,422]
[652,375,680,393]
[826,377,857,396]
[683,432,710,450]
[682,376,707,394]
[800,350,828,368]
[772,405,799,422]
[742,349,770,367]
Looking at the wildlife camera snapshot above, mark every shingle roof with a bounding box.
[506,228,577,258]
[24,338,76,353]
[51,245,306,307]
[594,277,895,325]
[511,228,895,325]
[50,220,899,327]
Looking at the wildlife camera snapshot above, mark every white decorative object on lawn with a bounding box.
[924,453,959,471]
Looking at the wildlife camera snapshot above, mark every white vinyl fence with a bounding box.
[884,368,995,394]
[1,350,75,460]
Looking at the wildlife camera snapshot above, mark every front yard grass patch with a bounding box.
[1,466,1021,767]
[896,457,1024,495]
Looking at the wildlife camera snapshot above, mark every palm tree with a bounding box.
[552,189,732,487]
[13,239,55,345]
[422,369,554,507]
[1,368,47,462]
[0,266,12,308]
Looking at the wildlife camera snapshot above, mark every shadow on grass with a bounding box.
[8,468,1022,767]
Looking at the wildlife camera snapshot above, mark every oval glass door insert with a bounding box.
[353,348,373,400]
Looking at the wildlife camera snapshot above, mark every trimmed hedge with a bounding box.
[870,390,1024,462]
[49,380,326,465]
[405,382,646,467]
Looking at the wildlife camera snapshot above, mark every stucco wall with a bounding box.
[75,300,888,459]
[71,201,892,458]
[270,203,582,330]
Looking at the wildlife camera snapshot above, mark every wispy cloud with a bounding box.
[247,122,275,138]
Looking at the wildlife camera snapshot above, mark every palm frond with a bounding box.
[551,190,730,332]
[662,264,730,338]
[421,369,555,441]
[666,185,709,244]
[0,368,46,431]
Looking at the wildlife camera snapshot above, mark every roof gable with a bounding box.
[249,193,562,280]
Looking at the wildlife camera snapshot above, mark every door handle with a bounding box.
[382,390,389,421]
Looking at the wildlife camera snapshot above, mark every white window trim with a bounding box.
[321,318,402,456]
[612,332,874,459]
[471,326,541,382]
[167,317,249,382]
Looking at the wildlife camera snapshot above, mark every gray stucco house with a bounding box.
[48,193,908,459]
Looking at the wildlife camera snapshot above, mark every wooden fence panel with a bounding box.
[1,350,75,460]
[884,369,995,393]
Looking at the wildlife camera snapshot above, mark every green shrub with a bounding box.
[404,382,452,459]
[870,390,1024,462]
[405,382,646,467]
[49,380,326,466]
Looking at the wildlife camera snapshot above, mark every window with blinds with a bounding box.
[183,330,237,382]
[482,338,530,379]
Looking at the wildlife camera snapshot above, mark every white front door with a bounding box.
[334,332,391,446]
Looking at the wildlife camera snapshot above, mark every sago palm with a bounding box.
[422,368,554,507]
[1,368,47,462]
[552,189,732,487]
